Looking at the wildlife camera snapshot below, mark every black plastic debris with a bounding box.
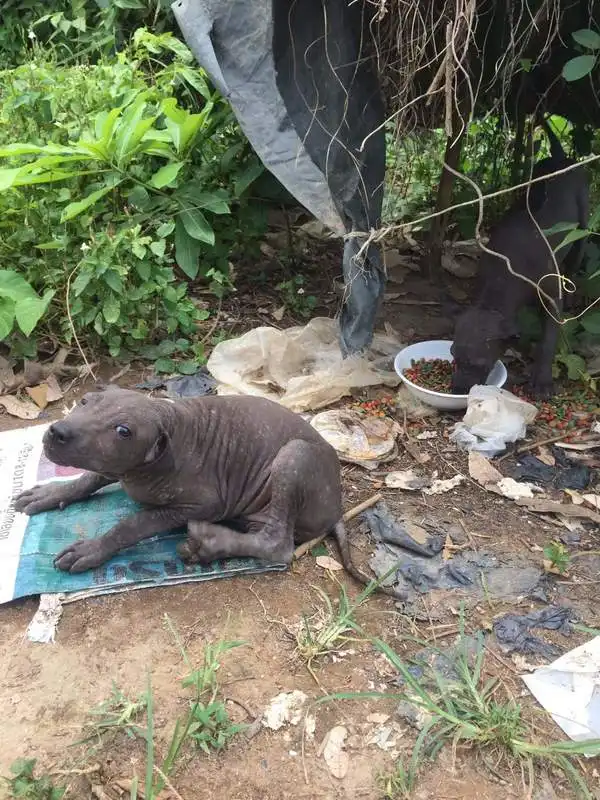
[364,502,544,604]
[493,605,574,659]
[136,369,216,398]
[511,449,591,491]
[173,0,386,356]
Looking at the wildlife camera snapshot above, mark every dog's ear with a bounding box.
[144,429,170,465]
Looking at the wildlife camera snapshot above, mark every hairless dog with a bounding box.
[13,386,388,593]
[451,119,589,398]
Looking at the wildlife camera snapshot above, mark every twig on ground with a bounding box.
[293,492,383,560]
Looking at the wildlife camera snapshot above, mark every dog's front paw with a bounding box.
[54,540,107,573]
[14,484,72,516]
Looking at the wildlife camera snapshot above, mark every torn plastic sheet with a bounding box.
[523,635,600,748]
[364,502,544,603]
[172,0,386,355]
[510,450,592,491]
[206,318,401,413]
[493,606,574,660]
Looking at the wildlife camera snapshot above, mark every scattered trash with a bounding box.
[450,386,538,456]
[136,370,216,398]
[510,451,591,491]
[27,594,64,643]
[384,469,429,490]
[365,503,543,603]
[395,385,439,420]
[423,475,464,495]
[315,555,344,571]
[262,690,309,730]
[0,394,41,419]
[468,450,503,486]
[206,317,401,412]
[318,725,349,779]
[310,409,400,468]
[522,635,600,748]
[365,720,403,751]
[416,430,437,440]
[493,477,539,500]
[396,698,433,731]
[494,606,573,659]
[515,497,600,525]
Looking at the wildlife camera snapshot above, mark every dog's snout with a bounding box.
[48,421,73,445]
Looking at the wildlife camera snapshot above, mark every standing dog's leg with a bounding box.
[529,299,562,398]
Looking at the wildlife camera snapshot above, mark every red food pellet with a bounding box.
[404,358,454,393]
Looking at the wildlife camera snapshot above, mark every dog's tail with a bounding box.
[331,520,401,599]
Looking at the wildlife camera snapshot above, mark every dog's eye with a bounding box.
[115,424,131,439]
[80,397,87,406]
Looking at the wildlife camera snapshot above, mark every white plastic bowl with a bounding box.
[394,340,507,411]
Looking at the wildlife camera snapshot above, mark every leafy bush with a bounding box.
[0,31,265,366]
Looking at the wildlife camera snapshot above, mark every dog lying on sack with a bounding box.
[14,385,377,589]
[451,119,589,399]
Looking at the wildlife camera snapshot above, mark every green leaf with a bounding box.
[0,167,22,191]
[177,188,230,215]
[104,271,123,293]
[179,206,215,245]
[544,221,577,235]
[562,54,597,81]
[0,270,38,302]
[150,239,166,258]
[572,28,600,50]
[234,161,264,198]
[149,162,185,189]
[60,182,121,223]
[555,228,589,251]
[154,357,176,373]
[175,218,201,278]
[128,185,150,210]
[157,221,176,238]
[72,271,93,296]
[0,297,15,340]
[178,67,211,100]
[103,295,121,324]
[14,290,54,336]
[581,311,600,335]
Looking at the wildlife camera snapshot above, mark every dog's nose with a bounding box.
[48,421,73,445]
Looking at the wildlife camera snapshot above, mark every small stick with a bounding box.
[153,766,185,800]
[497,431,576,463]
[293,492,382,560]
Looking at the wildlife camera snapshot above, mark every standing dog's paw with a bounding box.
[527,378,554,401]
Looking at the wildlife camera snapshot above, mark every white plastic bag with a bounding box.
[450,385,538,457]
[206,317,401,412]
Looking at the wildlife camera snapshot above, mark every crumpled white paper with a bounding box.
[522,635,600,750]
[450,385,538,457]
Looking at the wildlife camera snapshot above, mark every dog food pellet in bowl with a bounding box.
[404,358,454,393]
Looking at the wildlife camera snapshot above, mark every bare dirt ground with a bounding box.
[0,230,599,800]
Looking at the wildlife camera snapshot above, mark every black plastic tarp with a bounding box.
[172,0,386,354]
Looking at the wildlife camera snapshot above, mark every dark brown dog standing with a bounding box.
[13,386,379,590]
[451,120,589,398]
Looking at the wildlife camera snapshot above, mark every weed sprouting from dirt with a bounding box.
[294,578,384,681]
[81,682,148,744]
[4,758,65,800]
[371,625,600,799]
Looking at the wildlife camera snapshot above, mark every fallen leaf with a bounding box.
[384,469,428,490]
[468,451,503,486]
[404,441,431,464]
[423,475,463,495]
[442,533,454,561]
[26,384,49,409]
[366,713,390,724]
[272,305,285,322]
[319,725,349,779]
[403,520,430,545]
[543,559,568,577]
[45,374,63,402]
[582,494,600,511]
[565,489,585,505]
[316,555,343,571]
[516,497,600,524]
[0,394,41,419]
[537,445,555,466]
